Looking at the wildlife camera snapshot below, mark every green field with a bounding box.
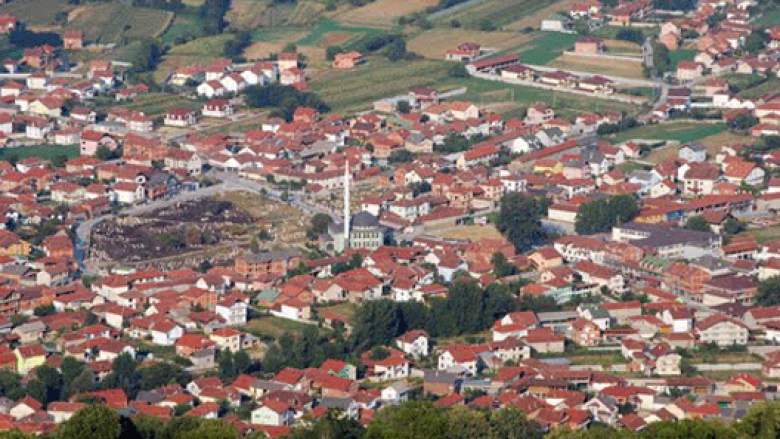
[0,144,79,162]
[510,32,580,65]
[248,315,329,339]
[431,0,562,29]
[297,18,387,46]
[116,93,201,117]
[0,0,71,27]
[736,76,780,99]
[68,4,173,44]
[755,4,780,27]
[605,122,727,144]
[310,58,453,112]
[669,49,697,69]
[448,75,642,118]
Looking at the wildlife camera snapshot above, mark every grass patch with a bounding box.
[566,352,626,367]
[604,122,727,144]
[736,76,780,100]
[116,93,201,117]
[518,32,580,65]
[746,225,780,243]
[318,302,358,322]
[0,144,79,162]
[669,49,697,69]
[288,1,327,26]
[444,75,641,118]
[248,315,328,339]
[755,4,780,27]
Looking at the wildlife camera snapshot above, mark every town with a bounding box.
[0,0,778,437]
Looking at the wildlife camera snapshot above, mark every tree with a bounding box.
[310,213,333,236]
[494,193,549,252]
[326,45,343,61]
[139,363,192,390]
[388,149,415,164]
[489,407,545,439]
[448,63,469,78]
[757,276,780,306]
[287,410,365,439]
[27,365,62,406]
[33,304,56,317]
[366,401,449,439]
[219,349,235,379]
[652,42,671,75]
[233,350,251,374]
[576,195,638,235]
[55,405,120,439]
[491,252,517,278]
[102,353,141,399]
[396,100,411,114]
[685,215,711,233]
[445,406,490,439]
[616,28,643,44]
[0,371,24,400]
[723,218,746,236]
[60,357,88,399]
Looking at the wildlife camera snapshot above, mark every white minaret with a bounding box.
[343,160,350,250]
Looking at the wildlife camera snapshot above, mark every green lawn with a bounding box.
[0,144,79,162]
[518,32,580,65]
[247,315,328,339]
[737,76,780,99]
[605,122,727,144]
[669,49,697,69]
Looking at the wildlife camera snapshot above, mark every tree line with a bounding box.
[15,399,780,439]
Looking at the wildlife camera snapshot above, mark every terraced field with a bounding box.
[338,0,439,26]
[68,4,173,44]
[0,0,71,27]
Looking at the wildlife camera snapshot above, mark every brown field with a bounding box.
[244,41,326,62]
[604,39,643,55]
[226,0,268,29]
[429,224,503,241]
[339,0,439,25]
[547,53,644,79]
[506,0,579,30]
[641,129,752,165]
[319,32,356,47]
[408,29,533,59]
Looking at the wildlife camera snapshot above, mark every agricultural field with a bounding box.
[297,18,386,46]
[547,54,645,79]
[605,122,727,145]
[0,0,71,27]
[338,0,438,26]
[515,32,580,64]
[444,75,642,118]
[505,0,580,30]
[407,29,533,60]
[603,39,643,55]
[309,58,452,112]
[115,93,201,117]
[430,224,503,240]
[0,144,79,162]
[68,4,173,44]
[244,41,327,63]
[431,0,562,29]
[288,1,328,26]
[155,34,234,81]
[160,14,208,43]
[736,77,780,99]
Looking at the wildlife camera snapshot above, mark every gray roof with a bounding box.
[423,369,461,384]
[621,222,717,249]
[351,211,379,229]
[537,311,578,323]
[321,396,356,410]
[681,142,706,152]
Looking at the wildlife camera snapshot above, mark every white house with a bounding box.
[395,330,429,358]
